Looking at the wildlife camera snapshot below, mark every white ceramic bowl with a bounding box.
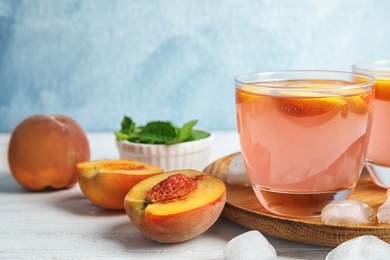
[116,131,213,171]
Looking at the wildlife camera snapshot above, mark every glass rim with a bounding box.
[235,70,375,93]
[352,60,390,79]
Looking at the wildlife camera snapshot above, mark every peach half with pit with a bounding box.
[8,114,90,191]
[77,159,164,210]
[124,169,227,243]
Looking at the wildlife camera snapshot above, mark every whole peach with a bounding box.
[8,114,90,190]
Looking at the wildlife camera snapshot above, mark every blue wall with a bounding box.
[1,0,390,132]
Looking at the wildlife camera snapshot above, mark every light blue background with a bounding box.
[1,0,390,133]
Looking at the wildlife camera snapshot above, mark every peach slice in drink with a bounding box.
[375,79,390,101]
[346,94,371,115]
[235,86,270,103]
[274,94,347,117]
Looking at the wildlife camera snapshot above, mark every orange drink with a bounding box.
[235,71,374,218]
[353,60,390,188]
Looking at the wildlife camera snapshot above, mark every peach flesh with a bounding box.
[124,170,226,243]
[77,159,164,210]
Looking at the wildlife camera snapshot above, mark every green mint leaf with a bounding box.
[121,116,135,134]
[114,116,136,140]
[138,121,179,144]
[115,131,129,141]
[190,130,210,141]
[115,116,208,144]
[179,120,198,141]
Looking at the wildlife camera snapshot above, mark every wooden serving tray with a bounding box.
[203,153,390,247]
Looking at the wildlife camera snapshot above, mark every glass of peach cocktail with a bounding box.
[235,71,375,218]
[353,60,390,188]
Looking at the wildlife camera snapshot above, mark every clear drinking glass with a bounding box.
[353,60,390,188]
[235,70,375,218]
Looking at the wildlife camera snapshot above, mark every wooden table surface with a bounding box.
[0,132,334,259]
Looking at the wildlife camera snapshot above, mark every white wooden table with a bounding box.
[0,132,332,259]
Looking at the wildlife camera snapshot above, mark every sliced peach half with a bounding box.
[77,159,163,210]
[124,169,226,243]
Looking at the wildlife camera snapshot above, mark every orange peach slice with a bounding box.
[375,79,390,101]
[124,169,226,243]
[346,94,371,115]
[236,86,269,103]
[77,159,163,210]
[274,96,347,117]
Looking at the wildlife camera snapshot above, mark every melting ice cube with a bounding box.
[224,230,277,260]
[326,235,390,260]
[321,199,376,225]
[377,189,390,224]
[227,153,251,186]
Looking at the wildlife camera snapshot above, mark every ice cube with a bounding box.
[326,235,390,260]
[321,199,376,225]
[377,189,390,224]
[224,230,277,260]
[227,154,251,186]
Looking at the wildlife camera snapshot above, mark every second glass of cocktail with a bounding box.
[235,70,375,218]
[353,60,390,188]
